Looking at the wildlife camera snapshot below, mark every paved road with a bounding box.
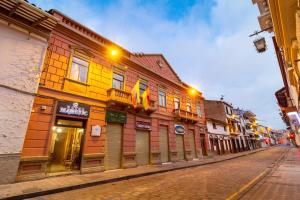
[241,147,300,200]
[30,146,288,200]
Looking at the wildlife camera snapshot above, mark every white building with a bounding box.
[0,0,57,184]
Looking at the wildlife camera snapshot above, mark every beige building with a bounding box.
[0,1,57,184]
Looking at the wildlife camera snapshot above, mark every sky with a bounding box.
[30,0,285,129]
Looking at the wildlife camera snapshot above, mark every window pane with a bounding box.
[70,57,88,83]
[196,105,201,116]
[174,98,180,109]
[73,57,88,67]
[79,66,87,82]
[159,91,166,107]
[140,82,147,95]
[113,79,121,89]
[113,73,124,81]
[70,63,80,81]
[112,73,124,90]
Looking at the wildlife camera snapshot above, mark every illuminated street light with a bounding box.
[111,49,118,56]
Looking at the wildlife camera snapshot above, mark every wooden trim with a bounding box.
[21,156,48,162]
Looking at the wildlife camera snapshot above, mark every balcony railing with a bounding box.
[107,88,132,106]
[173,109,198,123]
[136,98,156,114]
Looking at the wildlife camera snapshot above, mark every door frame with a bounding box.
[47,116,87,173]
[105,122,124,170]
[188,129,197,158]
[135,129,151,165]
[159,125,170,163]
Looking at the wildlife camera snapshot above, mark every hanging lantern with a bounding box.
[253,37,267,53]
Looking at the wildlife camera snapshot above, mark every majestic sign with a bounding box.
[175,124,185,134]
[136,121,151,130]
[57,101,90,118]
[106,110,127,124]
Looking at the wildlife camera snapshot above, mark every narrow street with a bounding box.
[241,147,300,200]
[31,147,288,200]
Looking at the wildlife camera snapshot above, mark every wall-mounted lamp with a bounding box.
[249,26,273,54]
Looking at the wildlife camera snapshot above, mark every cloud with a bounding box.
[31,0,284,128]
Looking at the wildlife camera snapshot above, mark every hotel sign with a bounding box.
[56,101,90,118]
[175,124,185,134]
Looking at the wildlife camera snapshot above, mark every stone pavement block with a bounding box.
[241,147,300,200]
[35,147,287,200]
[0,148,270,199]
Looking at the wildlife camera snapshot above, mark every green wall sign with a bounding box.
[106,110,127,124]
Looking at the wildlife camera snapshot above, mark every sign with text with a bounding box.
[57,101,90,118]
[175,124,185,134]
[106,110,127,124]
[136,121,151,130]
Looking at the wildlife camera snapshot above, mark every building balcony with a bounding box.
[107,88,132,107]
[135,99,157,114]
[173,109,198,123]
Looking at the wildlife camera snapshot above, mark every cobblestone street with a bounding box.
[30,146,288,200]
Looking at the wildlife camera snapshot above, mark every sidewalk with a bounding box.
[241,147,300,200]
[0,148,268,200]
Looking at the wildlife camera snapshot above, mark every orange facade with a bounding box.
[18,10,208,181]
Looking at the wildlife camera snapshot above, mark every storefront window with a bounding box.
[112,73,124,90]
[70,57,89,83]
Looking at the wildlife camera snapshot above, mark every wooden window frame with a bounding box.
[158,88,167,108]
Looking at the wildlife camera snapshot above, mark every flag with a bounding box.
[142,87,150,110]
[131,80,140,108]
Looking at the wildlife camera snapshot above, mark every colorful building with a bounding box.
[0,0,57,184]
[17,9,208,181]
[252,0,300,144]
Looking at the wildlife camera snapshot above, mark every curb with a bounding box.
[1,148,270,200]
[225,147,289,200]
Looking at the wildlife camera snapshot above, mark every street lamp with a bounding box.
[253,37,267,53]
[111,49,118,56]
[190,88,196,95]
[249,26,273,53]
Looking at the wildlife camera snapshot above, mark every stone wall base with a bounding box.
[122,152,137,168]
[0,153,20,184]
[17,156,48,182]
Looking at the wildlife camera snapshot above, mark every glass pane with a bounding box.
[73,57,88,67]
[140,82,147,95]
[79,66,87,82]
[113,80,122,89]
[70,63,80,81]
[159,91,166,106]
[56,119,84,127]
[113,73,124,81]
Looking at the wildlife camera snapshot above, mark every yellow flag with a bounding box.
[131,80,140,108]
[142,87,150,110]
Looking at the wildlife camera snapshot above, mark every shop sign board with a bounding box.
[91,125,101,137]
[136,121,151,130]
[106,110,127,124]
[57,101,90,118]
[175,124,185,134]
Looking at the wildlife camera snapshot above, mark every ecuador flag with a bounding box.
[131,80,140,108]
[142,87,150,110]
